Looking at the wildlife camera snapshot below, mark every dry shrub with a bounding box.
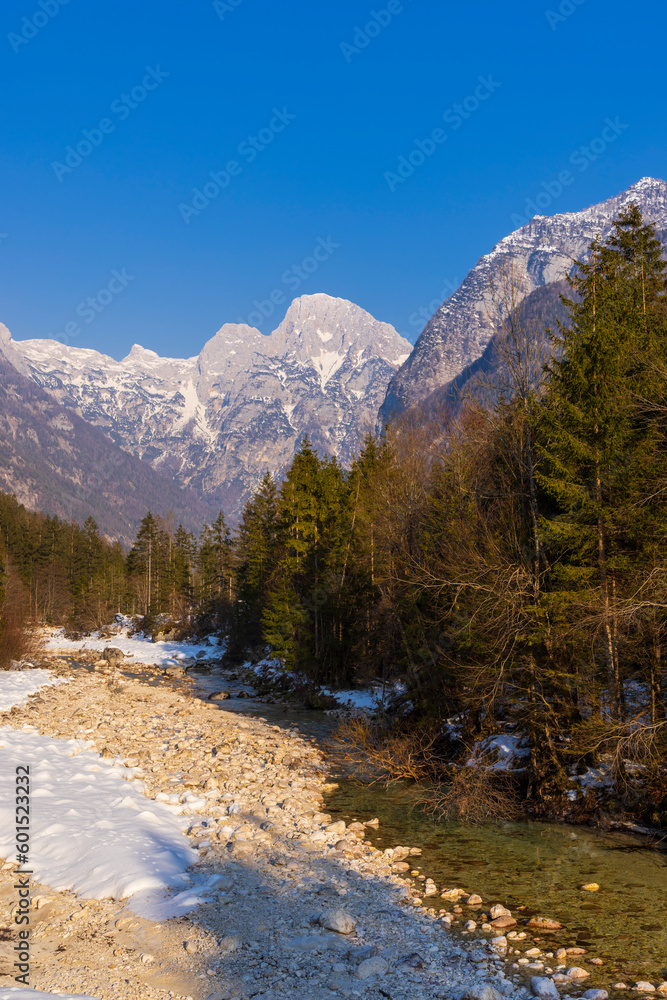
[420,765,520,824]
[325,715,446,784]
[0,572,42,669]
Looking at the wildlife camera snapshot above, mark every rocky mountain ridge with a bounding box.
[0,325,216,543]
[380,176,667,422]
[7,294,410,521]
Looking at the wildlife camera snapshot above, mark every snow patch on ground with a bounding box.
[0,727,198,900]
[468,733,531,771]
[0,669,66,712]
[310,349,345,387]
[246,657,406,712]
[130,871,226,921]
[41,626,221,668]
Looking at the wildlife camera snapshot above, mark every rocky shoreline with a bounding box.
[0,650,665,1000]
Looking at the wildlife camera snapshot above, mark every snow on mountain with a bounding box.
[380,177,667,421]
[10,294,410,520]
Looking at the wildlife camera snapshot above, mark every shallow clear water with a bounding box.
[189,671,667,988]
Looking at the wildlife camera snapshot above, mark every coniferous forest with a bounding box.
[2,206,667,822]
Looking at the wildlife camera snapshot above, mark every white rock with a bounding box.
[490,936,508,950]
[530,977,560,1000]
[635,985,656,993]
[318,908,356,935]
[356,956,389,980]
[325,820,346,835]
[490,904,512,919]
[567,967,591,980]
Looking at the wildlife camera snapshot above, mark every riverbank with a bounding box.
[0,650,491,1000]
[1,646,664,1000]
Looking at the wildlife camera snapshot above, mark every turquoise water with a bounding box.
[188,672,667,990]
[327,781,667,990]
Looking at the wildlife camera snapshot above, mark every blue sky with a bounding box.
[1,0,666,357]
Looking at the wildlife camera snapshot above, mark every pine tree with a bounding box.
[536,204,667,718]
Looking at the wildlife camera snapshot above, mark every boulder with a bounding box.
[461,986,503,1000]
[582,992,609,1000]
[466,894,483,905]
[318,909,356,935]
[324,820,346,836]
[209,690,231,701]
[102,647,125,662]
[356,957,388,980]
[530,978,560,1000]
[490,904,512,919]
[491,915,517,929]
[634,985,656,994]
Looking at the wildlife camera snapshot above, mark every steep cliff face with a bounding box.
[10,294,410,519]
[380,177,667,422]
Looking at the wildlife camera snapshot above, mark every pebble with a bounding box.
[582,991,609,1000]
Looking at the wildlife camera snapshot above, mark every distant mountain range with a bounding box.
[2,177,666,540]
[0,325,215,544]
[2,294,410,531]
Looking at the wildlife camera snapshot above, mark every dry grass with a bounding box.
[326,715,522,824]
[325,715,446,784]
[419,765,520,823]
[0,573,42,669]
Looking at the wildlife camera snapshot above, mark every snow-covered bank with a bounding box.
[41,625,222,668]
[247,655,407,712]
[0,725,197,900]
[0,669,66,712]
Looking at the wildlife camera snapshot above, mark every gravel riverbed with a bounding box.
[0,651,663,1000]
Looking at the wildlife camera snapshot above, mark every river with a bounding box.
[185,668,667,993]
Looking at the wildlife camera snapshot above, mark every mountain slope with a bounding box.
[380,177,667,422]
[10,294,411,518]
[0,328,216,543]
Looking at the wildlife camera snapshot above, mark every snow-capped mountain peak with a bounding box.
[380,177,667,421]
[10,293,411,519]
